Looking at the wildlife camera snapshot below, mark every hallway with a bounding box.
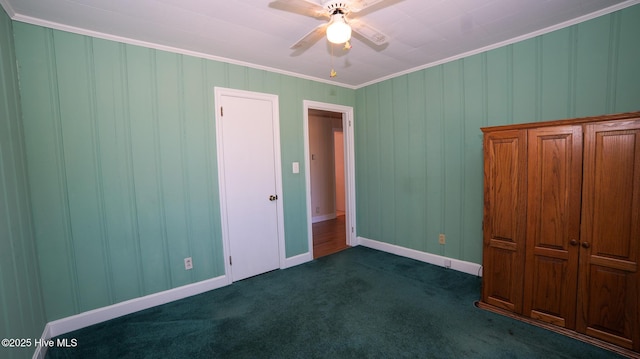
[312,215,348,259]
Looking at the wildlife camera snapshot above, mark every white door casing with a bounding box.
[215,87,285,282]
[333,129,345,214]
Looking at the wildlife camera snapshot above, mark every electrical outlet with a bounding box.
[315,207,320,214]
[184,257,193,270]
[439,233,446,245]
[444,259,452,268]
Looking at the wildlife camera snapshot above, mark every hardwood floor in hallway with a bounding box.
[312,215,349,259]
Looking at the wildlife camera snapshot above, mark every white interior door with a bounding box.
[215,88,283,282]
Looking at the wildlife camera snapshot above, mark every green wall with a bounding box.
[13,22,355,321]
[0,7,47,359]
[354,4,640,265]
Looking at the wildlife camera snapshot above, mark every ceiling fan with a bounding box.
[275,0,391,50]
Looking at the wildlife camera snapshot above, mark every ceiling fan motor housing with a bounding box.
[324,1,350,15]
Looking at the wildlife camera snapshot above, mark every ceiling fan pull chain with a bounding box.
[330,43,337,78]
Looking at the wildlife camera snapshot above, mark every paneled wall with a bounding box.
[0,9,47,359]
[13,22,355,321]
[355,4,640,265]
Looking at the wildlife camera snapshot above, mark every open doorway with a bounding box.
[303,101,356,259]
[308,110,346,258]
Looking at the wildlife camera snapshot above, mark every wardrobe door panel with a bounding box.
[580,120,640,351]
[524,126,582,329]
[482,129,527,313]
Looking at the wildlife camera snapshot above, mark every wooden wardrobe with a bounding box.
[480,111,640,355]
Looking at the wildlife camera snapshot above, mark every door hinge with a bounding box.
[229,256,232,266]
[220,106,223,117]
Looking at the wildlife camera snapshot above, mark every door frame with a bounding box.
[303,100,357,253]
[214,87,286,284]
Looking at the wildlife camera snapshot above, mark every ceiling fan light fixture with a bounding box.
[326,14,351,44]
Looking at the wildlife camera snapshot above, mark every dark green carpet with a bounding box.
[46,246,623,358]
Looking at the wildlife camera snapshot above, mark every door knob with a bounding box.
[269,195,278,201]
[581,242,590,249]
[569,239,578,246]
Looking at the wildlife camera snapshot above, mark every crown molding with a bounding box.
[355,0,640,89]
[8,12,357,90]
[0,0,16,18]
[4,0,639,90]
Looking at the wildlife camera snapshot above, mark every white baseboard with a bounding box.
[39,250,315,347]
[32,241,478,358]
[283,251,313,268]
[45,275,228,339]
[33,251,314,357]
[32,324,51,359]
[312,213,336,223]
[356,236,483,277]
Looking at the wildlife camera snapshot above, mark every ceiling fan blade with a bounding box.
[349,19,388,45]
[290,22,329,50]
[348,0,388,13]
[269,0,327,19]
[297,0,324,6]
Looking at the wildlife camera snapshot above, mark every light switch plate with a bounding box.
[292,162,299,173]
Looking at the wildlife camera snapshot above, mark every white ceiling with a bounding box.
[2,0,638,88]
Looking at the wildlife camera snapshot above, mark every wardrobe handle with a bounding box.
[581,242,590,249]
[569,239,578,246]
